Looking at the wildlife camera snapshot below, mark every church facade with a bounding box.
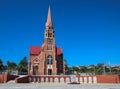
[28,7,65,75]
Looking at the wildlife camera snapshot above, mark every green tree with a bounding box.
[80,65,88,73]
[63,59,69,74]
[96,63,105,74]
[0,59,4,71]
[7,61,17,70]
[17,57,28,73]
[88,64,95,73]
[72,66,80,73]
[67,67,74,74]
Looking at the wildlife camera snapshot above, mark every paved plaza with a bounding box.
[0,84,120,89]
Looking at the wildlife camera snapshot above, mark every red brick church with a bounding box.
[28,7,65,75]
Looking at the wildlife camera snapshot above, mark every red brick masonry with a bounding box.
[15,76,29,83]
[15,74,120,84]
[0,74,120,83]
[0,74,18,83]
[96,75,120,83]
[15,75,71,83]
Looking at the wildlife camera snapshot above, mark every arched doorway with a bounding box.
[48,69,52,75]
[33,65,39,75]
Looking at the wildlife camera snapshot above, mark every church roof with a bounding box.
[30,46,41,55]
[30,46,62,55]
[57,48,62,55]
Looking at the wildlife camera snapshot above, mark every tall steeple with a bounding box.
[46,6,53,29]
[44,6,54,39]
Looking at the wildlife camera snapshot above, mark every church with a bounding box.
[28,7,65,75]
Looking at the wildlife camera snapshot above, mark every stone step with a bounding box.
[7,80,15,84]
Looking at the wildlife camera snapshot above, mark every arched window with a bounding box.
[34,65,38,70]
[47,55,53,64]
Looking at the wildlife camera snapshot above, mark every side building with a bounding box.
[28,7,65,75]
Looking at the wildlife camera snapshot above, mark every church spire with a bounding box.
[46,6,53,29]
[44,6,54,39]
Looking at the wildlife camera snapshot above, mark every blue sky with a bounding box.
[0,0,120,66]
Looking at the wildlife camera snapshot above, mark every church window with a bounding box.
[48,39,52,44]
[47,55,53,64]
[34,65,38,70]
[48,33,52,37]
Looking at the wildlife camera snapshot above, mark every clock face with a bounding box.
[48,39,52,44]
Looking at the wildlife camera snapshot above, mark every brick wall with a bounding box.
[119,75,120,82]
[1,74,120,84]
[0,74,18,83]
[96,75,120,83]
[76,74,120,84]
[15,75,71,83]
[76,74,97,84]
[15,76,29,83]
[0,75,6,83]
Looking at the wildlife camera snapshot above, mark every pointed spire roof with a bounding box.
[46,6,53,29]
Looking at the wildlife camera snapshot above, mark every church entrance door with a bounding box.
[48,69,52,75]
[33,65,38,75]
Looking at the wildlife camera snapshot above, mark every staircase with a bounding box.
[7,80,16,84]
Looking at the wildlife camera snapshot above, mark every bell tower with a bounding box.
[41,6,57,75]
[44,6,55,50]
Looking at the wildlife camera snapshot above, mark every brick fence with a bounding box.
[15,75,97,84]
[16,75,71,83]
[0,74,18,83]
[96,75,120,83]
[1,74,120,84]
